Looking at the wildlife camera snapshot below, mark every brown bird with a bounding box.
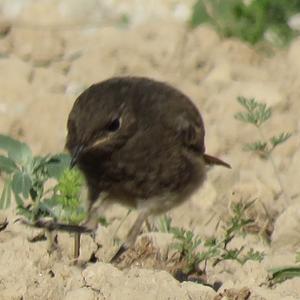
[65,76,230,253]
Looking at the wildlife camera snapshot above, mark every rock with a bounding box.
[58,0,107,23]
[94,221,129,263]
[82,262,123,291]
[216,39,261,65]
[11,28,64,65]
[0,0,26,19]
[31,67,67,93]
[0,56,31,89]
[288,14,300,31]
[191,181,217,211]
[0,213,8,231]
[64,287,96,300]
[0,57,32,124]
[0,36,11,56]
[233,81,283,107]
[52,263,84,291]
[181,281,216,300]
[214,287,251,300]
[237,261,269,287]
[17,0,63,25]
[0,20,11,36]
[288,37,300,75]
[78,234,98,262]
[120,268,185,300]
[173,3,191,22]
[271,203,300,250]
[83,262,215,300]
[136,232,175,259]
[51,60,71,75]
[273,277,300,299]
[202,61,232,88]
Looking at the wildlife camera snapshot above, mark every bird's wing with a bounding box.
[176,115,231,169]
[175,115,205,153]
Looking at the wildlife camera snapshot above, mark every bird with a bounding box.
[64,76,230,254]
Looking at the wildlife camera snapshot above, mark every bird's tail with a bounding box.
[203,154,231,168]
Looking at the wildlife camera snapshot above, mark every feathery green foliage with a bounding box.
[235,96,292,158]
[190,0,300,46]
[0,134,87,226]
[159,200,264,274]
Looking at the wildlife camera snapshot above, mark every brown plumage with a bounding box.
[65,76,230,251]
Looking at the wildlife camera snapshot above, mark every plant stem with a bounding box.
[257,127,290,204]
[74,232,81,259]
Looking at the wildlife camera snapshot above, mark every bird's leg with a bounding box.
[72,191,108,259]
[126,210,149,247]
[110,210,149,262]
[81,193,108,231]
[111,209,132,240]
[145,218,153,232]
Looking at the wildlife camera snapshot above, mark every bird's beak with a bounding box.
[70,145,84,168]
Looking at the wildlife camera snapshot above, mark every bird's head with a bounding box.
[65,81,136,168]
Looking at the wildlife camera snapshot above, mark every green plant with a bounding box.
[158,215,173,233]
[235,96,292,202]
[160,200,264,274]
[172,228,202,273]
[49,169,86,225]
[190,0,300,46]
[0,134,70,218]
[0,135,91,258]
[270,266,300,284]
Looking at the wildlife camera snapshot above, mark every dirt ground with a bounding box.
[1,1,300,299]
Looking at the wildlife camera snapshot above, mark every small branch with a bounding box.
[74,232,81,260]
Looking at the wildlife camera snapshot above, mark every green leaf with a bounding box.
[16,205,33,220]
[158,215,172,232]
[14,192,24,208]
[0,181,11,209]
[0,134,32,164]
[235,97,272,127]
[0,155,18,173]
[190,0,212,28]
[241,248,264,264]
[11,172,32,199]
[56,169,83,202]
[189,0,299,46]
[243,141,268,153]
[270,266,300,284]
[270,132,292,148]
[98,216,109,227]
[47,153,71,179]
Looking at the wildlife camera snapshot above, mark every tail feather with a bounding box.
[203,154,231,169]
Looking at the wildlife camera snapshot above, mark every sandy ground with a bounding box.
[1,1,300,299]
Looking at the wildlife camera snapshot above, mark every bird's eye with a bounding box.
[107,118,121,132]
